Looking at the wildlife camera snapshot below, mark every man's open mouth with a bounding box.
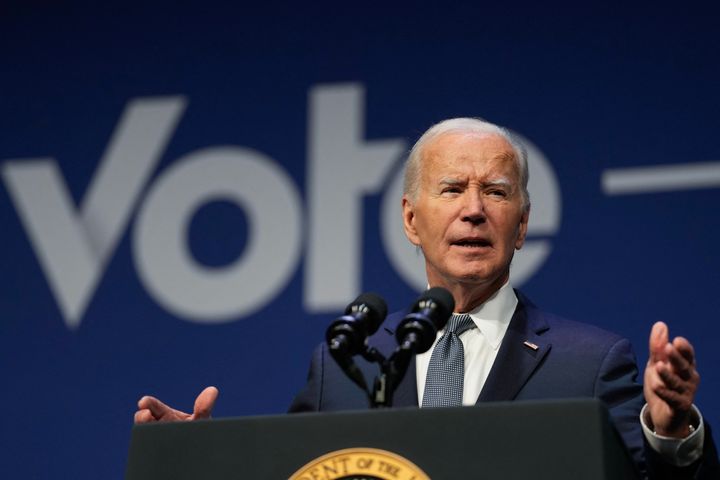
[452,238,491,247]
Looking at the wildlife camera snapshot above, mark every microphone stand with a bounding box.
[362,343,415,409]
[331,338,418,409]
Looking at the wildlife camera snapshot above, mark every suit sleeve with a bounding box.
[593,337,647,475]
[287,344,324,412]
[287,342,373,412]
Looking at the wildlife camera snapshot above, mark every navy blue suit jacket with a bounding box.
[289,292,718,479]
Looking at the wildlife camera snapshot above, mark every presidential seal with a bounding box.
[289,447,431,480]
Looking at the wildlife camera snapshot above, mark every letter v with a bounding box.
[1,97,187,329]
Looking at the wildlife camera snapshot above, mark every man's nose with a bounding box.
[460,189,485,224]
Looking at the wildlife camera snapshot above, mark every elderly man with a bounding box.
[136,118,718,478]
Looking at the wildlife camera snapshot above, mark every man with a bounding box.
[135,118,718,478]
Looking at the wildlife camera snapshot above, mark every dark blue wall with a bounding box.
[1,2,719,477]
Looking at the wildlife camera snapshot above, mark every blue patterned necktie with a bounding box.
[422,313,476,407]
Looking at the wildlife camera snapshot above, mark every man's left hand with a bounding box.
[644,321,700,438]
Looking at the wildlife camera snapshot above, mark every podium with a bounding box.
[126,398,639,479]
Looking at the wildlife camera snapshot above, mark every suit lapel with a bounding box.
[477,292,551,402]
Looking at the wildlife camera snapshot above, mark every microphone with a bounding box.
[326,292,388,395]
[395,287,455,354]
[326,292,388,359]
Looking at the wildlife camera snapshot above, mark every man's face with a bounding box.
[402,132,529,293]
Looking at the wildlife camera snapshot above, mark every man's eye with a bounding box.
[441,187,461,194]
[487,189,507,197]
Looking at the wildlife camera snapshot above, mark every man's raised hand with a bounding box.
[134,386,219,424]
[644,322,700,437]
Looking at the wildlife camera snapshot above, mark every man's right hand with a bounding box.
[134,386,219,424]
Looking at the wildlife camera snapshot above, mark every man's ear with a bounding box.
[402,195,421,246]
[515,205,530,250]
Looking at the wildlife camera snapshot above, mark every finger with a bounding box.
[138,395,172,420]
[656,366,699,406]
[668,345,697,381]
[134,409,156,424]
[665,345,694,381]
[192,386,219,420]
[651,382,693,412]
[648,365,685,402]
[672,337,696,365]
[657,364,687,393]
[648,322,668,362]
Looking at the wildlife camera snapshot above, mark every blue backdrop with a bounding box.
[1,2,719,477]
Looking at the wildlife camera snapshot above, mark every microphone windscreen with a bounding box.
[346,292,388,335]
[417,287,455,328]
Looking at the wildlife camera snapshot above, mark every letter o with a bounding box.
[133,146,303,323]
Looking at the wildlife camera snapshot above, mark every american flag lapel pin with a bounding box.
[523,340,539,351]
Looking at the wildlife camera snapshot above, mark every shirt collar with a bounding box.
[463,281,518,350]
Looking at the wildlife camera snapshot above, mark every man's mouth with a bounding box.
[452,238,492,248]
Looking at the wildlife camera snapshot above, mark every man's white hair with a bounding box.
[403,117,530,210]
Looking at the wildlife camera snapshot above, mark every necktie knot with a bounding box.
[446,313,475,336]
